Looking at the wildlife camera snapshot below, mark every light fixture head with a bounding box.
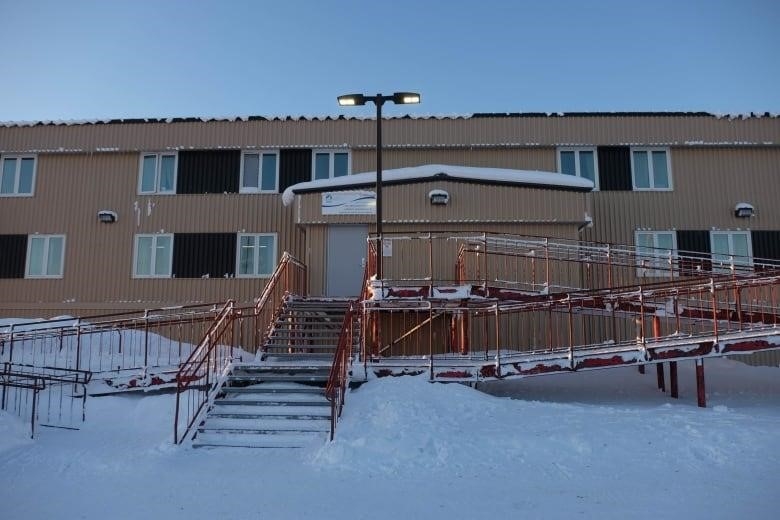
[734,202,754,218]
[392,92,421,105]
[97,210,118,223]
[337,94,366,106]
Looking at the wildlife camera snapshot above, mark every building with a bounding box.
[2,113,779,337]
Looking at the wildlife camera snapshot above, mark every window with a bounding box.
[26,235,65,278]
[558,148,598,189]
[138,153,177,194]
[313,150,349,180]
[1,155,36,196]
[133,234,173,277]
[240,151,278,193]
[237,234,277,277]
[710,231,752,273]
[635,231,676,277]
[631,148,671,190]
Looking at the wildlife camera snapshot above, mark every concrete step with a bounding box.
[193,431,327,449]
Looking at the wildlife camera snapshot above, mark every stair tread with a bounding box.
[200,417,329,430]
[193,431,326,449]
[210,404,330,415]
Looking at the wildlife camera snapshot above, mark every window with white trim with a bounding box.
[635,230,676,277]
[710,230,752,273]
[26,235,65,278]
[557,148,598,189]
[631,148,671,190]
[313,150,349,180]
[138,153,177,194]
[1,155,36,196]
[133,234,173,277]
[237,234,277,277]
[240,151,278,193]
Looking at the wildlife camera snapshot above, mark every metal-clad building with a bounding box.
[1,113,779,329]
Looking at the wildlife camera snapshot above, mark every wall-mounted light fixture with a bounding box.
[97,210,118,223]
[428,189,449,205]
[734,203,754,218]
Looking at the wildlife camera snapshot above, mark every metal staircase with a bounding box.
[191,298,355,448]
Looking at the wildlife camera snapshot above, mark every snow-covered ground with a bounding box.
[0,357,778,519]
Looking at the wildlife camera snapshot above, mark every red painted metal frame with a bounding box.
[325,302,356,441]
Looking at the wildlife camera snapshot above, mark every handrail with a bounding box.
[255,252,307,354]
[173,300,236,444]
[325,302,356,441]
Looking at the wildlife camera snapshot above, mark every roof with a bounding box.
[1,111,777,128]
[282,164,594,206]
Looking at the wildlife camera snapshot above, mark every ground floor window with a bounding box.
[711,231,752,272]
[237,234,277,277]
[26,235,65,278]
[635,230,676,277]
[134,234,173,277]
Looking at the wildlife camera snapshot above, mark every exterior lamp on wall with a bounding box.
[428,189,449,205]
[97,210,118,223]
[734,203,755,218]
[337,91,421,279]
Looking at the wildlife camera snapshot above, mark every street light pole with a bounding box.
[337,92,420,282]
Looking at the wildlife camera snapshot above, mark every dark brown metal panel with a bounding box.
[676,230,711,274]
[172,233,237,278]
[279,149,312,193]
[0,234,27,278]
[751,231,780,267]
[177,150,240,194]
[597,146,632,191]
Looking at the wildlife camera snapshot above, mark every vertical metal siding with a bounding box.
[0,234,27,278]
[176,150,240,194]
[279,149,312,192]
[172,233,237,278]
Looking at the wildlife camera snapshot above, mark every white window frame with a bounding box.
[25,234,66,278]
[556,147,599,190]
[710,230,753,273]
[133,234,173,278]
[630,147,673,191]
[236,233,277,278]
[635,230,677,277]
[312,150,351,181]
[1,154,37,197]
[239,150,279,194]
[138,152,177,195]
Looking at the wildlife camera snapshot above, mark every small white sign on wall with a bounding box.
[382,239,392,257]
[322,191,376,215]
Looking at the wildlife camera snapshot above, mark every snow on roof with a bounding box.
[282,164,593,206]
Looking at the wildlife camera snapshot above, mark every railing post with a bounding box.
[74,321,82,372]
[710,279,719,344]
[695,358,706,408]
[653,316,665,392]
[494,304,501,378]
[568,301,574,370]
[143,309,150,367]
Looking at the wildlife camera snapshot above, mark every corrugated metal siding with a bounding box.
[279,149,312,192]
[177,150,240,194]
[172,233,237,278]
[351,148,556,173]
[597,146,632,191]
[1,115,778,154]
[0,152,305,309]
[583,147,780,247]
[0,234,27,278]
[296,181,589,225]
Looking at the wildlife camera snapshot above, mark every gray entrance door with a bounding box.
[326,225,368,297]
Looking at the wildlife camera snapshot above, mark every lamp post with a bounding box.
[337,92,421,280]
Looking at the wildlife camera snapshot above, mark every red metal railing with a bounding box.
[173,300,240,444]
[255,252,308,357]
[325,302,357,440]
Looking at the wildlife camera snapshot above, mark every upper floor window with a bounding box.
[558,148,598,189]
[631,148,671,190]
[1,155,36,196]
[240,151,278,193]
[313,150,349,181]
[139,153,176,194]
[237,233,276,277]
[26,234,65,278]
[710,230,752,273]
[133,234,173,277]
[635,230,676,277]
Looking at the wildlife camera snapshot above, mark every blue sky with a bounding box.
[1,0,778,121]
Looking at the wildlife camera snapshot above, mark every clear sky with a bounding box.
[1,0,778,121]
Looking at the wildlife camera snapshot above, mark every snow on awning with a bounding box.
[282,164,593,206]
